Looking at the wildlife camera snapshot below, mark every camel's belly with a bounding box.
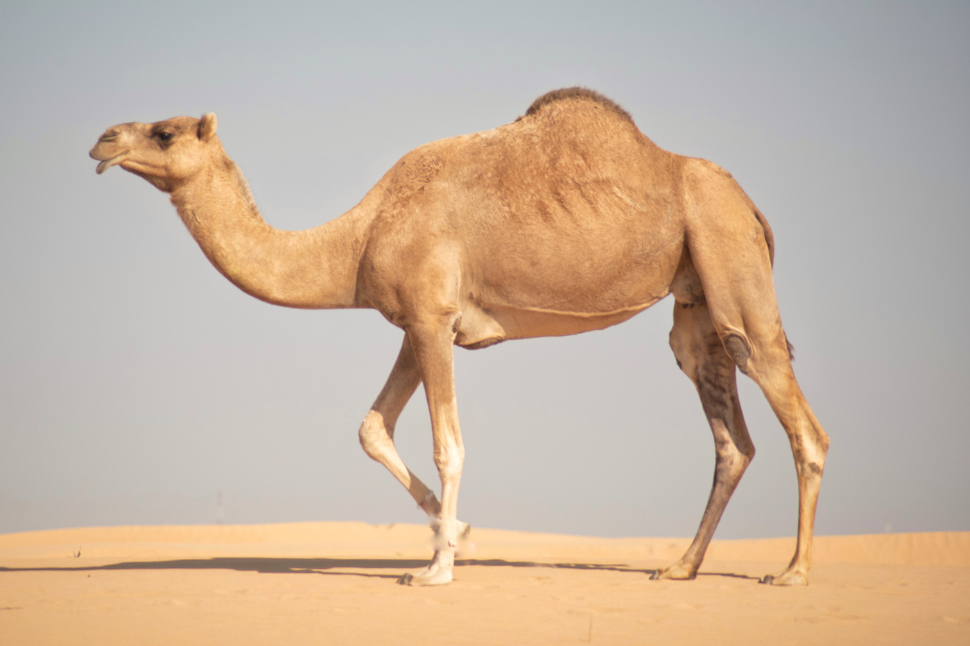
[453,293,667,349]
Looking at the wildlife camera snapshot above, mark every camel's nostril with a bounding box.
[99,132,119,142]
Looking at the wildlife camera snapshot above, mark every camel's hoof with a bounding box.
[399,565,453,586]
[651,563,697,581]
[760,570,808,586]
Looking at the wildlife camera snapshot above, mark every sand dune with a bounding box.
[1,523,968,644]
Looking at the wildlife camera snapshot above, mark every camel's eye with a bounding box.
[157,132,175,143]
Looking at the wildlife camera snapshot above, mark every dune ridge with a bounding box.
[1,522,967,565]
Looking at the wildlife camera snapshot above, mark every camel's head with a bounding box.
[90,114,220,192]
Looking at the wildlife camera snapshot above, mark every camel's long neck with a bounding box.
[170,158,369,309]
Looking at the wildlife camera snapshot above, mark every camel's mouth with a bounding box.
[94,151,128,175]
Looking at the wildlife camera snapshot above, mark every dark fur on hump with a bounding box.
[525,87,633,123]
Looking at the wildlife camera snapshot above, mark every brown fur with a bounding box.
[90,88,828,587]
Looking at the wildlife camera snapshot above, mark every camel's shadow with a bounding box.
[0,557,759,581]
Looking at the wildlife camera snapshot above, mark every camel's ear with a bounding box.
[198,113,218,141]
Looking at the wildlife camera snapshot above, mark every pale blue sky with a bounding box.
[1,1,967,538]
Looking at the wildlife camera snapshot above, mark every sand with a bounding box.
[1,523,967,645]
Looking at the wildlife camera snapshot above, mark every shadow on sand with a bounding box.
[0,557,760,581]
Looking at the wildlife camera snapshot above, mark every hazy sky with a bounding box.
[1,1,968,539]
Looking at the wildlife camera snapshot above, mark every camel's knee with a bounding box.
[358,410,393,461]
[433,444,465,480]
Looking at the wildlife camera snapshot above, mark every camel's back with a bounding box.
[360,90,691,337]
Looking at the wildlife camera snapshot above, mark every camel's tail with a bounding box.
[751,206,790,358]
[751,206,775,267]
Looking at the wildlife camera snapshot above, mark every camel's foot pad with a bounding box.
[398,564,453,586]
[759,569,808,586]
[650,562,697,581]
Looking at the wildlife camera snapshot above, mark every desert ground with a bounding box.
[0,522,967,645]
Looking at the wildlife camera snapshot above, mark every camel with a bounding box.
[90,87,829,586]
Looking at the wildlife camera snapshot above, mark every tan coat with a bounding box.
[91,88,828,586]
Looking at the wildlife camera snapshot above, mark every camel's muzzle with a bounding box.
[90,128,131,174]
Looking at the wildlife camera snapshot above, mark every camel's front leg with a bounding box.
[397,319,465,586]
[358,335,442,516]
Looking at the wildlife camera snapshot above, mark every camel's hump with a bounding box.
[525,87,633,124]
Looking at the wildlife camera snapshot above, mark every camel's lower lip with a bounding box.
[96,152,127,175]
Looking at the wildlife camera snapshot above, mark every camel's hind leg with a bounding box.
[732,333,829,586]
[750,362,829,585]
[654,300,755,581]
[683,187,830,585]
